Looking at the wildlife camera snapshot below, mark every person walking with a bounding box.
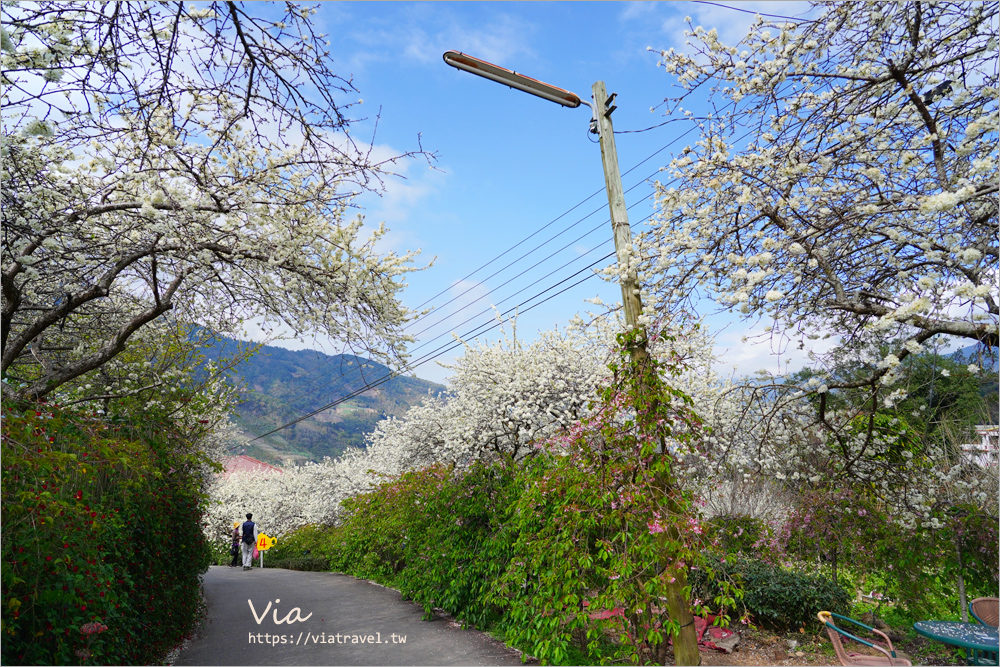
[228,521,241,567]
[241,513,259,571]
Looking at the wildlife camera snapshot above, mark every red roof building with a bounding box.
[220,455,284,478]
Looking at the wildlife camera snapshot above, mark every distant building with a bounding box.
[961,425,999,467]
[220,455,284,478]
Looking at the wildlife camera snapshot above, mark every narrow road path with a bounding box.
[173,566,524,666]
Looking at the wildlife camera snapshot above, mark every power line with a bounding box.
[409,123,698,312]
[615,117,709,134]
[269,129,695,405]
[405,179,660,341]
[240,251,615,445]
[274,238,614,407]
[266,195,663,412]
[243,201,661,443]
[691,1,818,23]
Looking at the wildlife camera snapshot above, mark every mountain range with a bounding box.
[202,339,994,465]
[202,337,445,464]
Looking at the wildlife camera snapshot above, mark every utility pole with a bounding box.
[591,81,645,339]
[443,51,700,666]
[592,80,700,667]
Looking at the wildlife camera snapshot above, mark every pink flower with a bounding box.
[80,622,108,636]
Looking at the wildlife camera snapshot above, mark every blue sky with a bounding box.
[245,1,819,384]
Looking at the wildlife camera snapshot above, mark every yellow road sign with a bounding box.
[256,533,276,551]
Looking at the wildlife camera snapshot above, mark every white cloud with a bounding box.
[708,315,840,379]
[619,2,660,22]
[621,1,815,52]
[358,144,445,225]
[346,7,536,72]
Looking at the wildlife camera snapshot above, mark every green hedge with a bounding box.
[690,554,851,631]
[321,462,515,627]
[264,556,333,572]
[290,459,725,665]
[1,401,214,664]
[273,459,851,662]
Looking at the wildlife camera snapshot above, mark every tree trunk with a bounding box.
[653,473,700,666]
[956,538,968,623]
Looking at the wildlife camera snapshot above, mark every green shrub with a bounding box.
[265,523,338,566]
[264,556,330,572]
[705,515,773,556]
[691,554,851,631]
[393,462,519,630]
[1,402,214,664]
[327,465,454,583]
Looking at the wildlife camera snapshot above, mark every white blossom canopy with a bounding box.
[642,1,998,374]
[1,2,430,401]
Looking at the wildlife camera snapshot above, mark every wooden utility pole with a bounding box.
[592,80,701,667]
[441,51,702,665]
[592,81,645,340]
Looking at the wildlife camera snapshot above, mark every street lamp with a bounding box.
[442,51,582,108]
[442,50,643,332]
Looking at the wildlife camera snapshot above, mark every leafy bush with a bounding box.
[691,555,851,631]
[1,402,214,664]
[705,515,774,557]
[265,523,337,564]
[265,557,331,572]
[327,465,454,583]
[393,463,518,630]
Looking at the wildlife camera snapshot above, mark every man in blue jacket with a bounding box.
[241,513,259,571]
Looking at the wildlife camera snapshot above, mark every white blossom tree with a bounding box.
[2,2,430,401]
[50,316,252,432]
[642,1,997,411]
[634,2,998,507]
[365,318,614,468]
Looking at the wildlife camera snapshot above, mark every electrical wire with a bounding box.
[279,212,634,406]
[240,251,615,445]
[234,124,706,441]
[690,0,818,23]
[269,128,696,405]
[243,203,661,445]
[614,117,709,134]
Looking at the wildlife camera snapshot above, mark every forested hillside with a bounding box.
[203,337,445,462]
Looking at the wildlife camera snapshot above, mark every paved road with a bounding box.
[173,566,524,666]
